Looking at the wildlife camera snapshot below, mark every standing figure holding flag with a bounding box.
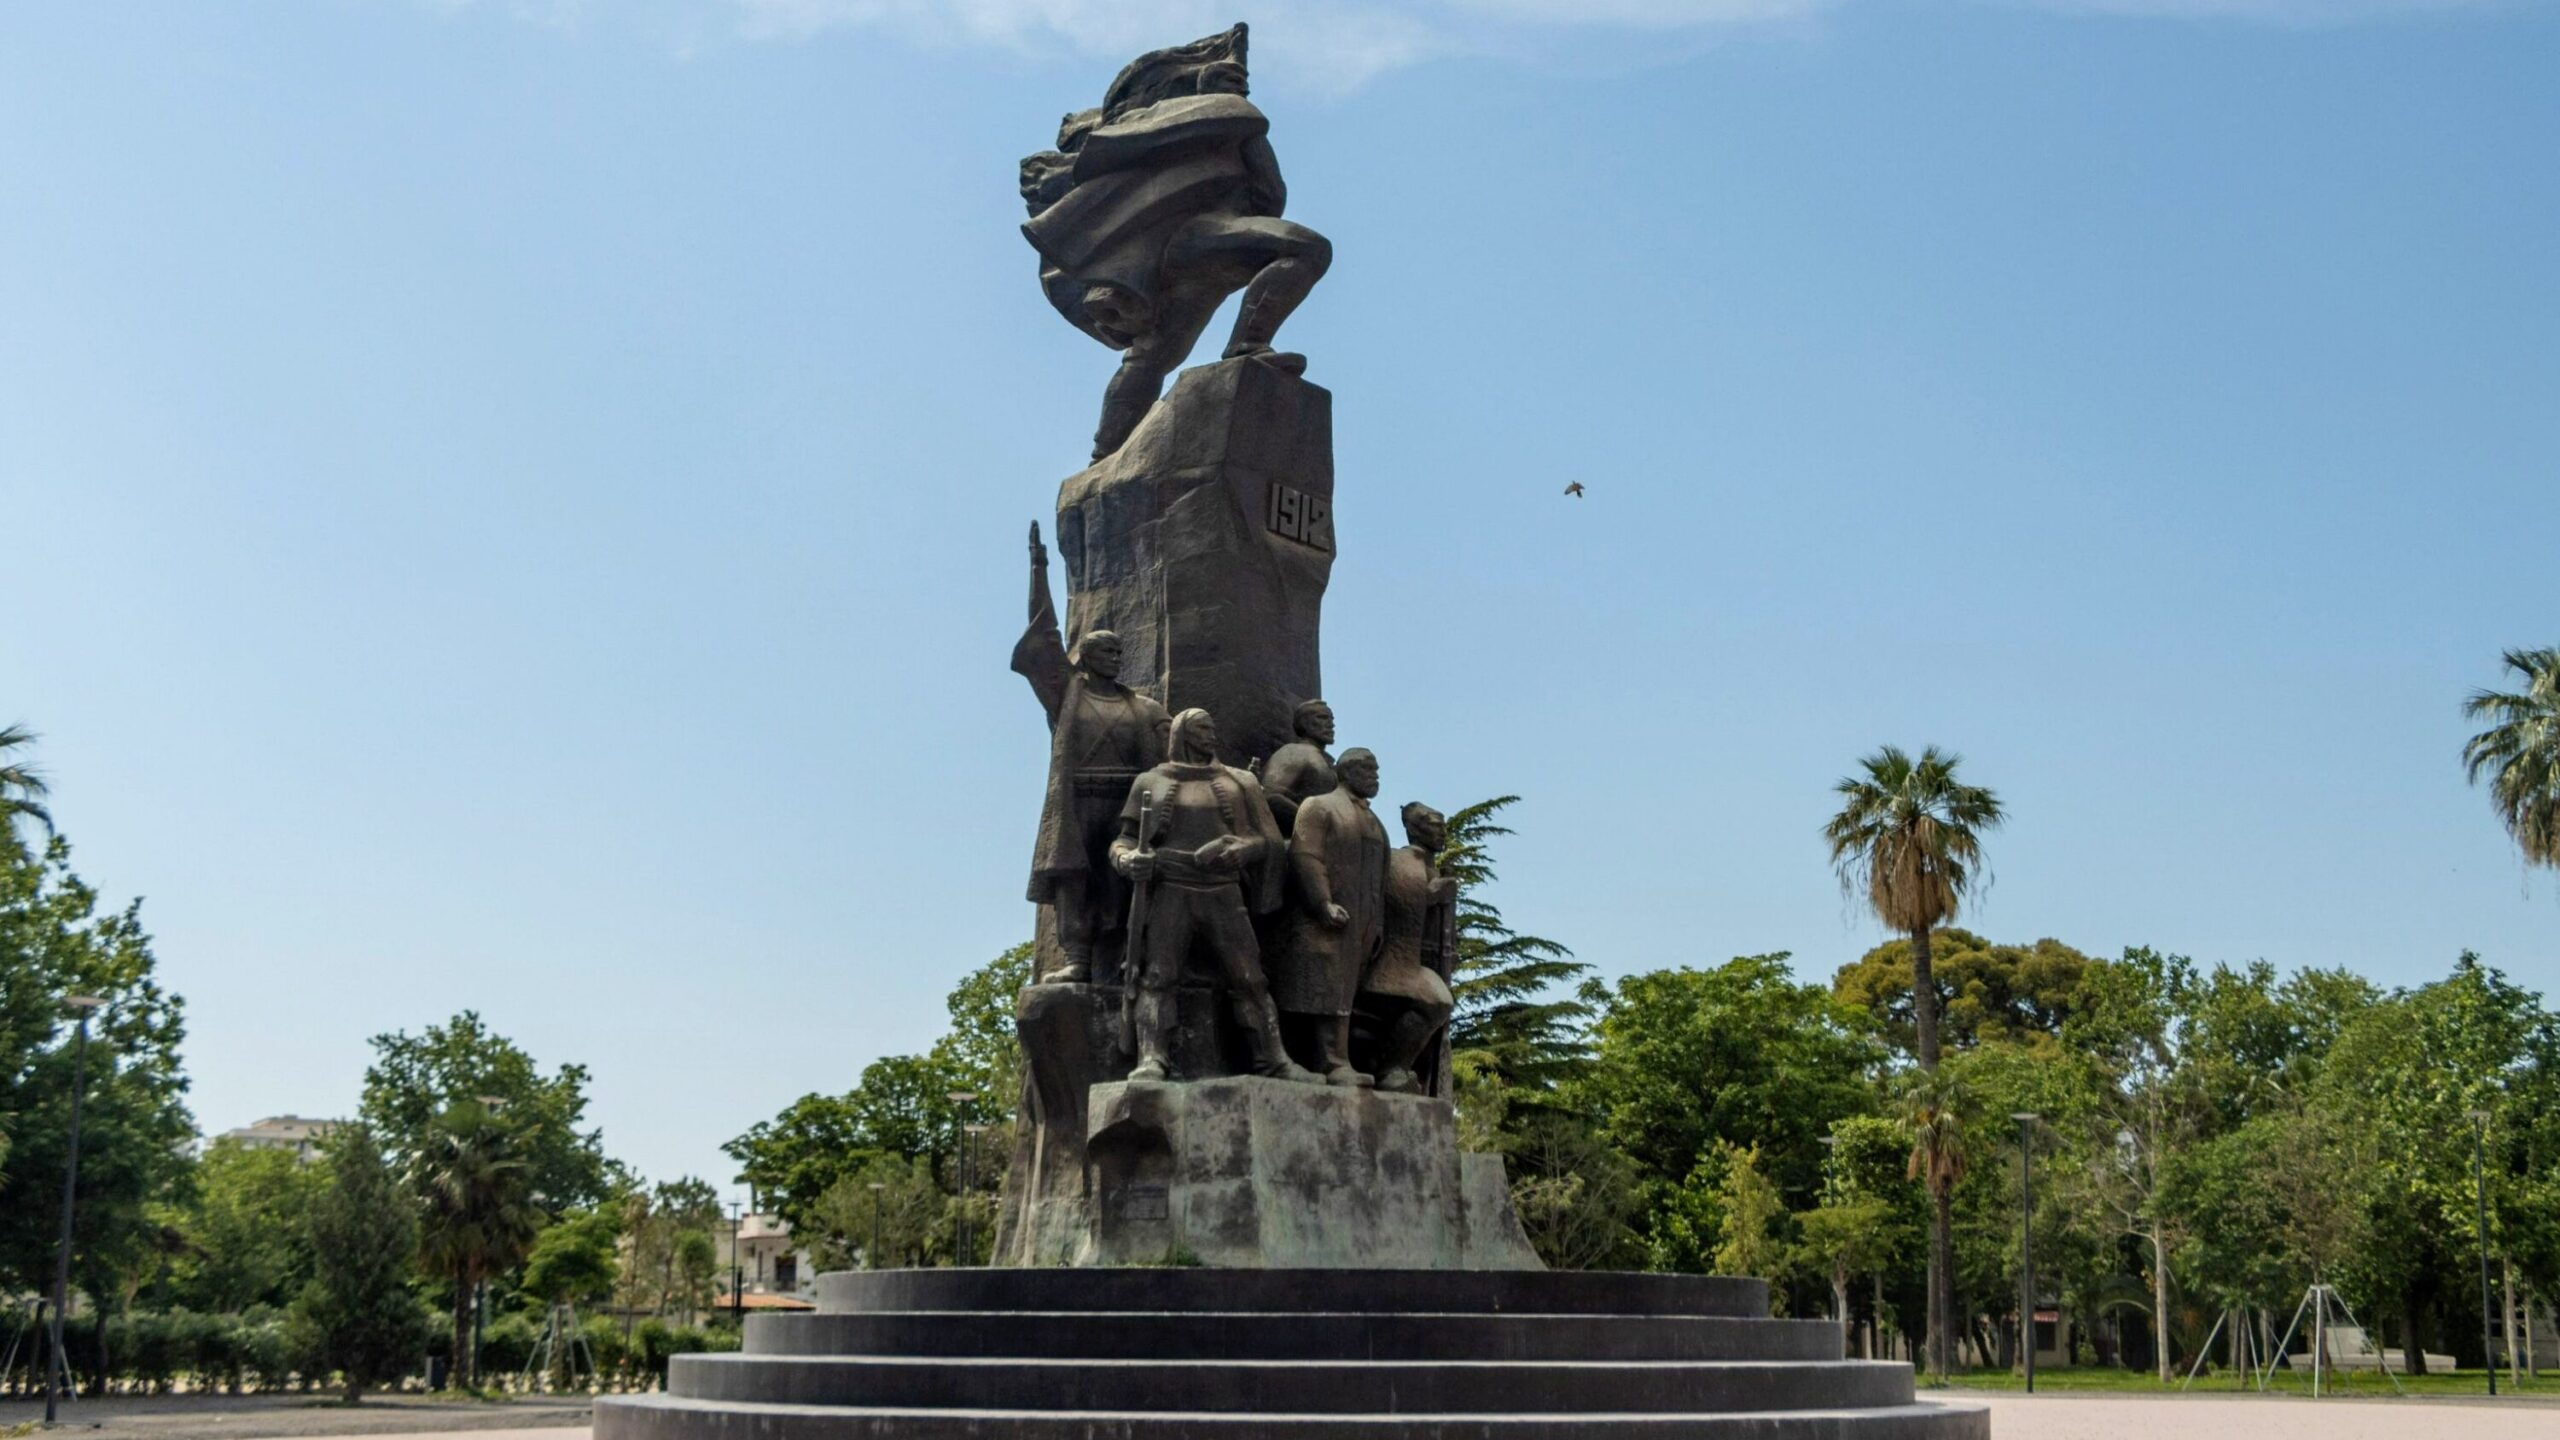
[1111,709,1320,1085]
[1015,523,1168,984]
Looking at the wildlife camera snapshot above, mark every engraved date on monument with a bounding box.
[1267,483,1334,552]
[1115,1183,1170,1221]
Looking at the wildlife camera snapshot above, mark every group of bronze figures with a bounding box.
[1006,25,1444,1094]
[1015,537,1456,1094]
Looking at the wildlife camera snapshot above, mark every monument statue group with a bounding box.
[998,21,1521,1269]
[596,25,1987,1437]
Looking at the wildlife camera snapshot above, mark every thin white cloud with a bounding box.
[419,0,2528,86]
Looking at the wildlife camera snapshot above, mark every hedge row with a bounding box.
[0,1306,739,1396]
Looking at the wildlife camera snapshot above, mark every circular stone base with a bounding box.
[595,1269,1987,1440]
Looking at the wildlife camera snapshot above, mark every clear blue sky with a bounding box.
[4,1,2553,1190]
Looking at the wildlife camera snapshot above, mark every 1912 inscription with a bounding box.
[1266,482,1333,552]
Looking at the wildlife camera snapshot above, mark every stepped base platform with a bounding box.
[593,1270,1987,1440]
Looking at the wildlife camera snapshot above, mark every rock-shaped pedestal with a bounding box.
[1080,1076,1538,1269]
[997,987,1535,1270]
[1054,355,1333,769]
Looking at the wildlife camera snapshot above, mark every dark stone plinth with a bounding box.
[743,1309,1845,1361]
[1000,1052,1538,1269]
[1055,355,1334,771]
[1077,1077,1539,1269]
[593,1268,1989,1440]
[1001,980,1242,1266]
[814,1267,1768,1316]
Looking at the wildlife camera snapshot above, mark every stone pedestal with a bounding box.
[998,985,1535,1270]
[1081,1076,1538,1269]
[1054,355,1334,770]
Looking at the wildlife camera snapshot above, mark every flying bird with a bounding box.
[1563,482,1586,498]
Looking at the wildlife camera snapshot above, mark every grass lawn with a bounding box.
[1941,1364,2557,1398]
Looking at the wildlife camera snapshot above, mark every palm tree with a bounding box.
[1,724,53,838]
[1899,1068,1972,1377]
[414,1103,543,1390]
[1825,745,2003,1383]
[2462,647,2560,872]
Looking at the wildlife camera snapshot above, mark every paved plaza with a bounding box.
[18,1391,2558,1440]
[1972,1393,2560,1438]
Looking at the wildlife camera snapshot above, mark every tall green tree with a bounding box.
[0,723,52,836]
[292,1122,430,1403]
[1441,797,1591,1097]
[726,946,1030,1233]
[1578,955,1877,1212]
[2462,646,2560,872]
[1824,744,2004,1382]
[0,831,195,1317]
[1832,930,2090,1055]
[413,1101,543,1388]
[363,1012,609,1213]
[167,1137,325,1312]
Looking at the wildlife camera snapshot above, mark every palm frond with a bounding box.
[2461,648,2560,869]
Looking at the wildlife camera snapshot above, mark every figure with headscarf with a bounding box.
[1016,523,1169,983]
[1019,23,1333,460]
[1360,801,1459,1095]
[1268,747,1389,1085]
[1111,708,1319,1084]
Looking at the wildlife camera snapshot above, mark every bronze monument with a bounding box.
[1020,23,1332,460]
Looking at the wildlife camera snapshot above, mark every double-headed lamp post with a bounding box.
[45,995,105,1427]
[2012,1113,2041,1395]
[2470,1109,2496,1396]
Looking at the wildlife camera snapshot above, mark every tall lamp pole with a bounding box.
[728,1200,745,1329]
[1815,1135,1846,1356]
[946,1091,978,1266]
[868,1181,887,1269]
[2012,1113,2041,1395]
[2470,1109,2496,1396]
[45,995,105,1427]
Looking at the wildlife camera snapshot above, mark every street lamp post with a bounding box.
[1815,1135,1847,1357]
[729,1200,745,1330]
[45,995,104,1427]
[946,1091,978,1267]
[2012,1113,2041,1396]
[868,1181,887,1269]
[2471,1109,2496,1396]
[962,1125,990,1268]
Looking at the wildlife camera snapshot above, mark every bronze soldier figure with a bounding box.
[1111,709,1320,1085]
[1014,524,1167,983]
[1258,699,1337,836]
[1269,748,1389,1086]
[1361,801,1459,1095]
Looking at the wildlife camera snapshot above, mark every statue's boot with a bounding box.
[1321,1015,1372,1088]
[1091,376,1160,459]
[1127,987,1176,1082]
[1223,256,1323,366]
[1237,993,1323,1085]
[1044,940,1092,986]
[1374,1010,1439,1093]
